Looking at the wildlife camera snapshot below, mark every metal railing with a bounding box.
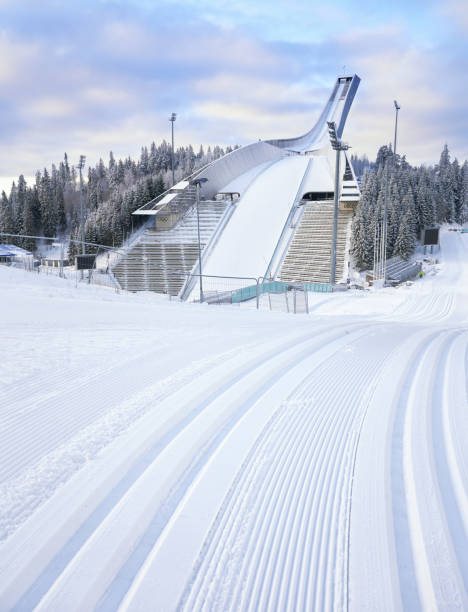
[367,255,422,285]
[133,162,212,214]
[0,232,120,291]
[263,159,312,279]
[1,232,335,313]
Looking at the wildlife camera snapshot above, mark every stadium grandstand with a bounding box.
[112,74,361,298]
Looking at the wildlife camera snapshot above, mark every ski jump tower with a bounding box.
[113,74,361,295]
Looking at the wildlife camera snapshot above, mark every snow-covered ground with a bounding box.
[0,229,467,611]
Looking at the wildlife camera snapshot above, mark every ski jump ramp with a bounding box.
[130,74,361,294]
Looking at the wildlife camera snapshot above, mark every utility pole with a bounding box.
[327,121,350,286]
[190,177,208,302]
[169,113,177,186]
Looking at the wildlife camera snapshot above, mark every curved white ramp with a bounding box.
[202,155,310,280]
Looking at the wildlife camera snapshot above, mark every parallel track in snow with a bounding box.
[1,230,468,611]
[391,330,468,609]
[1,322,366,610]
[177,326,409,612]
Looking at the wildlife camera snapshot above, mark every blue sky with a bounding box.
[0,0,467,186]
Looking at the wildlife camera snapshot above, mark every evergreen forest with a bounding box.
[0,140,467,272]
[0,142,236,257]
[351,144,468,268]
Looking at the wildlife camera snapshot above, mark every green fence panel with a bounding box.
[231,284,258,303]
[232,280,332,303]
[303,282,333,293]
[259,281,289,294]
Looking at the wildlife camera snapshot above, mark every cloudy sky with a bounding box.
[0,0,467,190]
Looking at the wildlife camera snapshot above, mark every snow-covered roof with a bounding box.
[159,193,178,206]
[0,244,32,256]
[171,180,190,191]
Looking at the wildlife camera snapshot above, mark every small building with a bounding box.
[41,258,70,268]
[0,244,33,264]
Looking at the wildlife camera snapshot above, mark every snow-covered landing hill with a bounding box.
[1,229,467,611]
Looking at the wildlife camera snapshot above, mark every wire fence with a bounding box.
[0,232,335,314]
[0,232,120,291]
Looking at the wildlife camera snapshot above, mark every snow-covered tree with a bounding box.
[458,161,468,224]
[393,210,415,259]
[0,191,14,237]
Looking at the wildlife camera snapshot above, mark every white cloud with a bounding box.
[440,0,468,31]
[26,97,77,118]
[0,1,466,178]
[0,32,39,84]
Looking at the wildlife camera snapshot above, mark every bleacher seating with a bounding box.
[112,200,229,295]
[278,200,353,283]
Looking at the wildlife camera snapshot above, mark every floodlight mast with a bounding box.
[190,177,208,303]
[77,155,86,256]
[327,121,350,286]
[169,113,177,186]
[379,100,400,285]
[393,100,400,155]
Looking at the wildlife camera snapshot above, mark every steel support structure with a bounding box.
[190,177,208,302]
[169,113,176,186]
[327,122,349,285]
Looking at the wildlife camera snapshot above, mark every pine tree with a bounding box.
[39,169,57,237]
[56,184,67,233]
[452,158,461,221]
[351,171,377,269]
[22,190,37,252]
[139,146,149,175]
[9,182,23,246]
[458,161,468,224]
[393,210,415,260]
[435,145,456,223]
[0,191,14,238]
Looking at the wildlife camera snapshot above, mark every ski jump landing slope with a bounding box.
[202,155,310,279]
[1,229,468,611]
[194,75,359,281]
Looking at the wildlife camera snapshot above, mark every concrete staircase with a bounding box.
[278,201,353,284]
[112,200,229,295]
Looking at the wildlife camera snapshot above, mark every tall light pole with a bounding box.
[77,155,86,255]
[380,101,399,285]
[190,177,208,302]
[169,112,177,186]
[381,147,391,284]
[327,121,349,285]
[393,100,400,155]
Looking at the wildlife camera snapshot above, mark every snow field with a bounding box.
[0,229,467,611]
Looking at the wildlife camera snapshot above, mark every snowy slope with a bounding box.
[0,229,467,611]
[201,155,310,279]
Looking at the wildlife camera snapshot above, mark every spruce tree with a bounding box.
[393,210,415,260]
[0,191,14,238]
[56,184,67,233]
[458,161,468,224]
[22,190,37,252]
[350,171,377,269]
[39,169,57,237]
[436,145,456,223]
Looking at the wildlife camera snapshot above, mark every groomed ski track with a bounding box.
[0,229,467,611]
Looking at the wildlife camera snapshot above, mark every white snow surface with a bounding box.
[203,155,310,279]
[1,229,468,611]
